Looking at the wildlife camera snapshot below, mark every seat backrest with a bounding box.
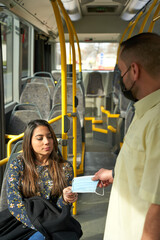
[86,71,104,96]
[0,141,23,212]
[52,78,85,127]
[124,101,135,135]
[33,71,55,84]
[119,92,130,118]
[51,70,61,84]
[20,82,51,120]
[48,104,82,161]
[7,104,42,135]
[111,64,121,113]
[31,77,55,97]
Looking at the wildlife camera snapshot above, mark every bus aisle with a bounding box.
[75,132,117,240]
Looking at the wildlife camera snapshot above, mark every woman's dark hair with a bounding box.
[21,119,67,197]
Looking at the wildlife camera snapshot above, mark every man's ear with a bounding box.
[131,62,140,81]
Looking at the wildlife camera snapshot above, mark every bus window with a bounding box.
[54,42,118,71]
[0,13,13,105]
[20,22,29,78]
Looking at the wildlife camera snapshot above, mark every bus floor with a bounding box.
[74,133,117,240]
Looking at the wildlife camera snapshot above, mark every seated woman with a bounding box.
[6,119,78,240]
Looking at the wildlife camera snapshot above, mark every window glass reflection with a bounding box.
[0,13,13,104]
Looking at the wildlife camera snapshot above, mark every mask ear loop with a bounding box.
[95,181,104,196]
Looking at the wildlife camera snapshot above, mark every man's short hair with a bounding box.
[120,32,160,77]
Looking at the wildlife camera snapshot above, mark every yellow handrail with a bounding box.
[116,9,145,64]
[84,117,95,121]
[139,0,158,33]
[127,10,144,38]
[108,125,117,133]
[0,157,9,166]
[57,0,78,215]
[92,119,103,124]
[116,20,133,64]
[148,3,160,32]
[7,133,24,157]
[65,10,82,73]
[50,0,68,160]
[2,114,72,165]
[101,106,120,118]
[92,125,108,134]
[5,134,19,139]
[6,114,72,158]
[77,142,85,175]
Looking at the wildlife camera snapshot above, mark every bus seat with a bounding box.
[115,93,131,142]
[84,71,105,117]
[109,99,134,154]
[20,82,52,120]
[33,72,54,81]
[86,71,104,97]
[7,104,42,135]
[33,72,55,96]
[124,101,135,135]
[104,71,114,111]
[48,104,82,168]
[52,78,85,127]
[51,70,61,84]
[119,92,130,118]
[30,77,55,97]
[0,141,23,212]
[0,140,63,212]
[111,64,121,114]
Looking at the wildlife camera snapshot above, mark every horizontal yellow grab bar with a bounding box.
[6,114,72,158]
[101,106,110,114]
[108,125,117,133]
[92,119,103,124]
[84,117,95,121]
[101,106,119,118]
[7,133,24,157]
[108,114,120,118]
[5,134,19,139]
[92,125,108,134]
[0,157,9,166]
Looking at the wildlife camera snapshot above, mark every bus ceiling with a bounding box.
[0,0,153,38]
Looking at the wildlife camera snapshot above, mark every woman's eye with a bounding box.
[37,138,42,140]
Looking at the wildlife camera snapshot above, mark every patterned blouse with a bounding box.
[6,155,73,229]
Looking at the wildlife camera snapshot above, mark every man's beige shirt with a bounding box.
[104,89,160,240]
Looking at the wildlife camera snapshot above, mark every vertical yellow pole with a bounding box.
[57,0,77,215]
[148,3,160,32]
[117,9,144,64]
[50,0,67,160]
[68,20,82,73]
[69,41,72,64]
[139,0,158,33]
[127,10,144,38]
[116,20,133,64]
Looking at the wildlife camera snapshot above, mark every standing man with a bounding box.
[92,32,160,240]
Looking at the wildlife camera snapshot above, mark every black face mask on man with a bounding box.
[119,66,137,102]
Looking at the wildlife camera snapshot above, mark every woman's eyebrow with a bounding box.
[34,133,51,137]
[34,134,43,137]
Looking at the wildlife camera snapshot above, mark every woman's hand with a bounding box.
[63,186,78,204]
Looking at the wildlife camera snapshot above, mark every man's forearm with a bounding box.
[141,203,160,240]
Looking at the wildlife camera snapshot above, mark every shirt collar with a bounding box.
[134,89,160,118]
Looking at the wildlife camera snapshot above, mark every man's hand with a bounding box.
[92,168,114,188]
